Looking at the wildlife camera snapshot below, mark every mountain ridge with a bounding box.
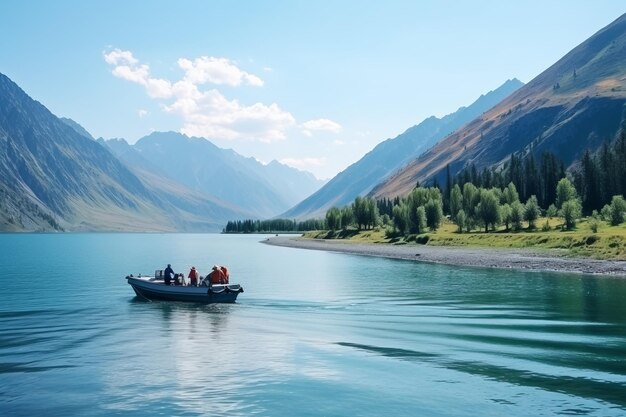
[104,131,325,218]
[282,78,523,219]
[371,13,626,199]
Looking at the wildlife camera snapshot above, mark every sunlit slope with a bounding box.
[372,13,626,199]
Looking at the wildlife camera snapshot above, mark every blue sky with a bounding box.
[1,1,624,179]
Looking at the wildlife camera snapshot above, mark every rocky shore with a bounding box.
[263,236,626,276]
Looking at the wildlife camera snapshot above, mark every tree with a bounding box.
[524,195,540,229]
[500,203,512,231]
[546,204,558,218]
[352,196,367,229]
[523,154,539,202]
[503,182,519,205]
[392,203,409,234]
[609,195,626,226]
[340,206,354,230]
[366,197,379,229]
[456,209,466,233]
[601,204,612,223]
[556,178,577,209]
[560,199,581,230]
[450,184,463,220]
[407,188,430,233]
[415,206,427,234]
[424,199,443,231]
[462,183,479,215]
[325,207,341,230]
[477,189,501,232]
[352,196,378,229]
[510,201,524,231]
[444,164,452,215]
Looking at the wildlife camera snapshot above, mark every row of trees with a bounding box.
[448,179,580,232]
[325,177,626,236]
[223,218,324,233]
[326,188,444,234]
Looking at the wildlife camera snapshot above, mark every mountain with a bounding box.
[104,132,325,218]
[282,78,523,219]
[0,72,247,231]
[60,117,94,140]
[372,14,626,200]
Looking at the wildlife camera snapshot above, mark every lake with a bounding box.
[1,233,625,416]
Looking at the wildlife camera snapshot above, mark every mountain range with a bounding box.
[101,132,325,219]
[0,73,323,231]
[371,13,626,199]
[282,78,523,219]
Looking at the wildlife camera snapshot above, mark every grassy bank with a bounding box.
[303,218,626,260]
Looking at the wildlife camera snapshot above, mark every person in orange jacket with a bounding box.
[188,266,199,286]
[209,265,225,284]
[220,266,230,284]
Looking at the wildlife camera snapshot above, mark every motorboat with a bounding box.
[126,272,244,303]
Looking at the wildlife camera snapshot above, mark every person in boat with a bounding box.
[164,264,175,286]
[174,273,184,286]
[188,266,199,287]
[209,265,226,284]
[220,266,230,284]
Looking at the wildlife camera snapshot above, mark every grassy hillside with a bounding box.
[304,218,626,260]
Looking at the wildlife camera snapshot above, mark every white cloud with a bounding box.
[279,157,327,170]
[170,89,295,142]
[301,118,342,136]
[104,48,295,142]
[103,48,138,66]
[138,109,149,118]
[178,56,263,87]
[104,49,173,99]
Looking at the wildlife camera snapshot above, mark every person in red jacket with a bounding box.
[188,266,199,287]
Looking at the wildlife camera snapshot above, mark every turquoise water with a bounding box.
[1,233,626,416]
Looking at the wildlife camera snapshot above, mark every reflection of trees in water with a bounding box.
[581,277,600,322]
[540,275,626,325]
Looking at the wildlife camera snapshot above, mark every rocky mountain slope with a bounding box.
[0,72,247,231]
[372,13,626,199]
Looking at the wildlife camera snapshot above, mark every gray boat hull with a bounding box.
[126,276,243,303]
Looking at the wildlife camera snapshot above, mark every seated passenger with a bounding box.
[209,265,226,284]
[220,266,230,284]
[188,266,199,287]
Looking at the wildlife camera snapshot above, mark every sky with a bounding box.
[0,1,624,179]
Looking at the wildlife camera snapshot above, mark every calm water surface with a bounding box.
[1,233,625,416]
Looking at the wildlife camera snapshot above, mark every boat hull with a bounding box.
[126,277,242,303]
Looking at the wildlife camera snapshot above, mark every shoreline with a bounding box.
[263,236,626,277]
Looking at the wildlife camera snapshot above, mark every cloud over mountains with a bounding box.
[104,48,298,142]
